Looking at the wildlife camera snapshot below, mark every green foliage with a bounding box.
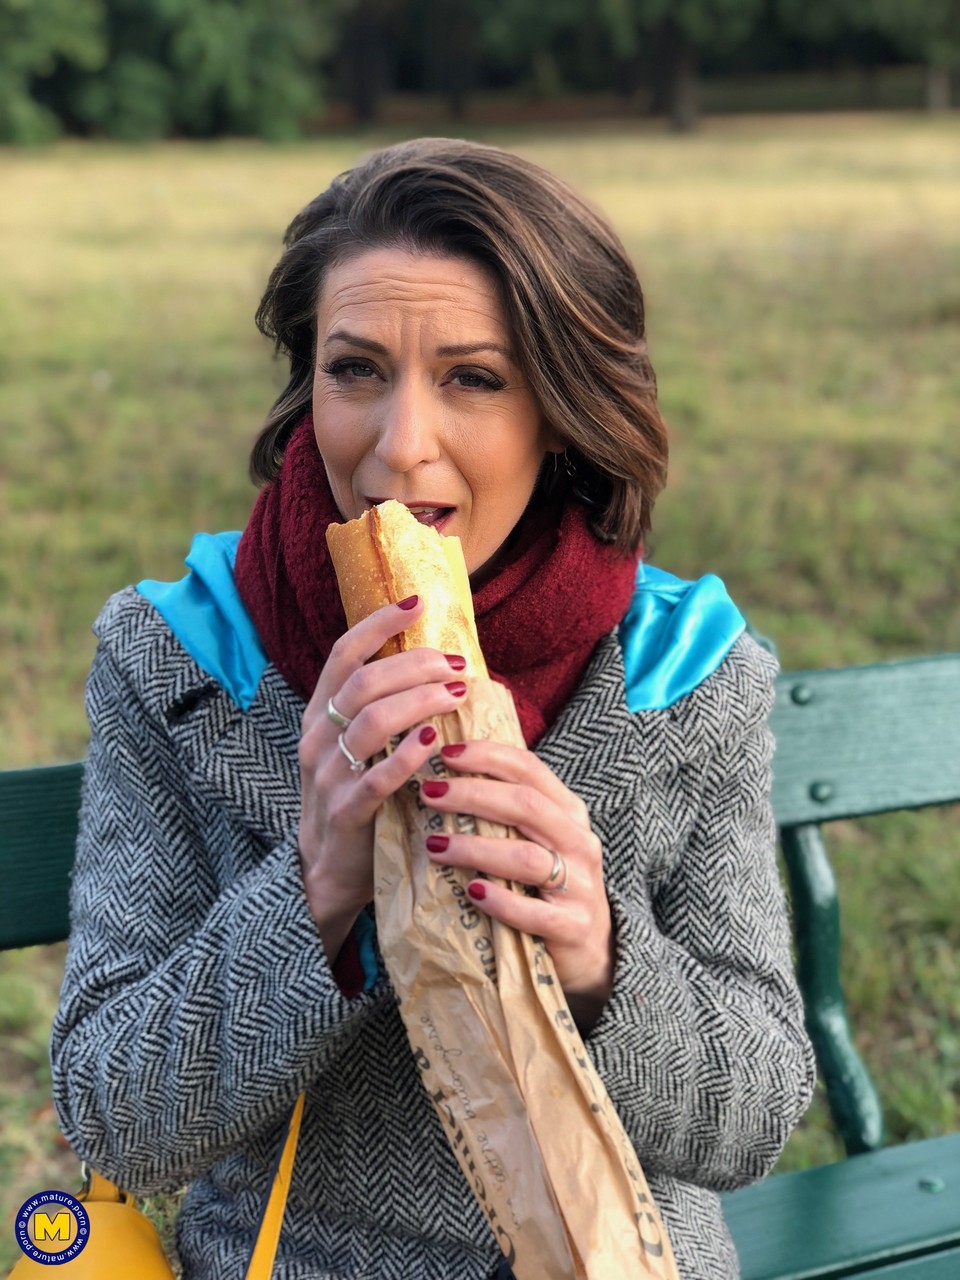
[599,0,765,59]
[0,0,105,142]
[2,0,335,142]
[0,0,954,139]
[158,0,332,139]
[871,0,960,68]
[480,0,588,93]
[74,53,175,140]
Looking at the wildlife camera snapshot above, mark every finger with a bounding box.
[338,678,469,762]
[438,741,590,827]
[462,877,583,944]
[425,833,568,892]
[323,723,442,830]
[463,878,613,998]
[305,595,424,716]
[419,776,595,860]
[328,648,469,724]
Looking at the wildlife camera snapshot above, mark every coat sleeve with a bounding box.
[585,638,816,1192]
[51,635,388,1195]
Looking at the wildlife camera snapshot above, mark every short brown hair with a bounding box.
[252,137,668,550]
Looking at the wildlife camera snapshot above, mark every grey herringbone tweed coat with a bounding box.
[51,586,815,1280]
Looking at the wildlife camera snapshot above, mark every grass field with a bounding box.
[2,113,959,1269]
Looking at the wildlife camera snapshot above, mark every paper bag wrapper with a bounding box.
[374,677,680,1280]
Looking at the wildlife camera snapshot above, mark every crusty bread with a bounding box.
[326,501,487,676]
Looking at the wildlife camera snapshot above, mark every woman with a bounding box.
[52,138,814,1279]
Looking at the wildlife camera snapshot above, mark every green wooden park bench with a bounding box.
[722,652,960,1279]
[2,652,958,1277]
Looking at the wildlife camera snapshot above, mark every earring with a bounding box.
[564,448,604,512]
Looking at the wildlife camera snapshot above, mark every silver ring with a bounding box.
[327,697,352,729]
[337,732,366,774]
[540,849,568,893]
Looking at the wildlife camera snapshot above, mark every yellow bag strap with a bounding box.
[81,1092,306,1279]
[243,1092,306,1280]
[81,1168,125,1203]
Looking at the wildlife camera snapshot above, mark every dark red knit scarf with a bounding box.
[234,417,639,748]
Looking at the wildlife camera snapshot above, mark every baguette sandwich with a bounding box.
[326,500,487,675]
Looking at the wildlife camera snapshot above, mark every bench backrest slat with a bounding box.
[0,762,82,950]
[770,654,960,826]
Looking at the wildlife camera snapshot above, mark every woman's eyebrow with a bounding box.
[322,329,388,354]
[436,342,513,359]
[323,332,514,360]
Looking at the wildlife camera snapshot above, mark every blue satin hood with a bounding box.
[139,531,268,711]
[138,533,745,716]
[618,563,745,712]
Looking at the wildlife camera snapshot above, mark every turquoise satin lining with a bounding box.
[618,564,745,712]
[138,531,267,712]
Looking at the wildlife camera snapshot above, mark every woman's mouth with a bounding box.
[365,500,456,532]
[406,505,455,529]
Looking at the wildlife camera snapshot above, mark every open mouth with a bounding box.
[405,505,455,528]
[366,500,456,531]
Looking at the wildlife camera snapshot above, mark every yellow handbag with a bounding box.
[11,1094,304,1279]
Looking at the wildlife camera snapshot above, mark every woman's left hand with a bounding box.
[420,741,614,1021]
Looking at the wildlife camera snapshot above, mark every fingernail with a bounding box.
[445,653,466,671]
[419,726,437,746]
[397,595,419,610]
[444,681,467,697]
[425,835,449,854]
[421,780,449,799]
[441,743,466,758]
[467,881,487,901]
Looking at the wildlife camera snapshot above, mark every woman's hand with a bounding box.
[297,595,469,963]
[419,741,614,1027]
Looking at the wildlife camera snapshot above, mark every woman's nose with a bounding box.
[373,379,441,473]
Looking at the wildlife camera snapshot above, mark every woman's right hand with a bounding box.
[296,595,468,964]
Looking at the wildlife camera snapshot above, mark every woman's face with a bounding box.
[312,247,560,579]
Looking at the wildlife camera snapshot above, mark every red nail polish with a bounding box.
[441,743,467,758]
[397,595,419,610]
[467,881,487,901]
[421,780,449,799]
[445,681,467,697]
[425,835,449,853]
[419,726,437,746]
[445,653,467,671]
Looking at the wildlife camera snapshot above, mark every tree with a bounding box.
[871,0,960,109]
[418,0,480,119]
[333,0,405,124]
[478,0,590,101]
[0,0,105,142]
[598,0,765,131]
[68,0,333,141]
[775,0,896,107]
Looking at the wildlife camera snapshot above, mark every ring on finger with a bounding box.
[327,696,352,729]
[337,732,367,774]
[540,849,569,893]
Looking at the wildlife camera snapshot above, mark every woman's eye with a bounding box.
[451,368,505,391]
[324,358,378,382]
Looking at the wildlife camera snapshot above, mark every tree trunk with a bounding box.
[663,20,699,132]
[425,0,477,120]
[926,64,951,112]
[858,63,879,109]
[342,3,394,123]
